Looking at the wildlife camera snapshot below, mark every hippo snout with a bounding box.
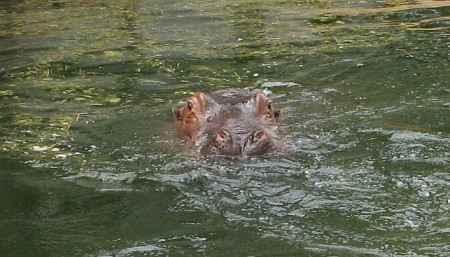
[242,131,273,156]
[200,130,276,157]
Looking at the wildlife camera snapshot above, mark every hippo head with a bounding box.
[173,89,280,157]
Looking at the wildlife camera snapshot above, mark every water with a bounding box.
[1,0,449,256]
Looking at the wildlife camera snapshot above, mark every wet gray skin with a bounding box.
[174,89,280,156]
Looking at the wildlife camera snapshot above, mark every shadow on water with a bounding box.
[1,0,449,256]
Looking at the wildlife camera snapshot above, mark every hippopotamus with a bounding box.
[173,89,281,156]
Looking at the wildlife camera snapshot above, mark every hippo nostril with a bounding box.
[214,130,234,154]
[252,131,267,143]
[217,130,229,140]
[242,130,273,157]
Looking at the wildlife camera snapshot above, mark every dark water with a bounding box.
[1,0,449,256]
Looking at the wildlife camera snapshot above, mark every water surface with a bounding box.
[1,0,449,256]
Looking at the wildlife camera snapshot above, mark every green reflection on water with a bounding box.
[0,0,449,256]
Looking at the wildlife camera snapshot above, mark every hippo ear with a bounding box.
[173,92,209,126]
[187,101,193,110]
[188,92,208,114]
[173,108,182,120]
[253,93,272,114]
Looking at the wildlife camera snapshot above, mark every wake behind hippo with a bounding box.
[173,89,281,156]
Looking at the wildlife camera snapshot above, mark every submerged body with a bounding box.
[173,89,280,156]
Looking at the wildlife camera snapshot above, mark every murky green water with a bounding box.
[1,0,449,256]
